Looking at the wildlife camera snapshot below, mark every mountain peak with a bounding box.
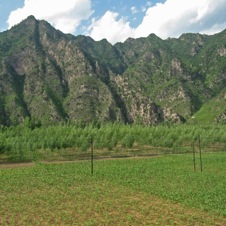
[0,17,225,125]
[20,15,38,26]
[26,15,37,21]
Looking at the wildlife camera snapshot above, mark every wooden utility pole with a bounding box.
[90,136,94,175]
[198,135,202,172]
[192,143,196,172]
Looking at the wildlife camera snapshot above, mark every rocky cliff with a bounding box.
[0,16,225,126]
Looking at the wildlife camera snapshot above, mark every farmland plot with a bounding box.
[0,153,225,225]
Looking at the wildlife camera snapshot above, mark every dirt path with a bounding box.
[0,162,35,168]
[0,154,161,169]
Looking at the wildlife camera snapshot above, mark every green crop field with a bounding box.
[0,153,225,225]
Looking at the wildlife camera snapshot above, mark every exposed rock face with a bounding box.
[0,16,226,126]
[218,47,226,56]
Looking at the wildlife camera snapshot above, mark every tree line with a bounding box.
[0,122,225,161]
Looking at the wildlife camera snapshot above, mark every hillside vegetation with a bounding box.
[0,16,225,126]
[0,123,225,162]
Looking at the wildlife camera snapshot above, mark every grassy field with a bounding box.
[0,153,225,225]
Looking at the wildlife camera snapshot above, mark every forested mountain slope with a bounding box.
[0,16,225,126]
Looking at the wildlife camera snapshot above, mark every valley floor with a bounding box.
[0,154,225,225]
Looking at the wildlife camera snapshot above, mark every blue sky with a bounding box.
[0,0,24,31]
[1,0,226,44]
[90,0,164,28]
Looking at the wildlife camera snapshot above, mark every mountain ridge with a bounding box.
[0,16,225,126]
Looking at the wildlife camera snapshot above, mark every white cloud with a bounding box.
[87,0,226,44]
[135,0,226,39]
[7,0,226,44]
[7,0,93,33]
[131,6,138,14]
[87,11,134,44]
[141,6,147,13]
[146,1,152,7]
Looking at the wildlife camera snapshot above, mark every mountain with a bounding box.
[0,16,225,126]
